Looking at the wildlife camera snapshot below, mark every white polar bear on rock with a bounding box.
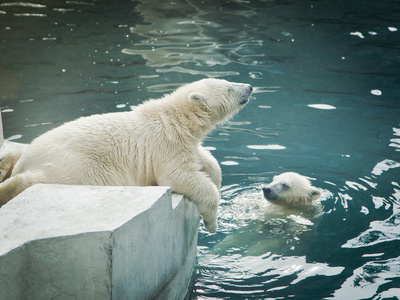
[0,78,253,232]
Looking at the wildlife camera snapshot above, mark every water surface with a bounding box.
[1,0,399,299]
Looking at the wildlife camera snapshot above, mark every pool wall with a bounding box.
[0,114,200,300]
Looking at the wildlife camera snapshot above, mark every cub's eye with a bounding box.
[281,183,290,190]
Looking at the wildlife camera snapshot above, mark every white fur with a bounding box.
[0,147,24,182]
[263,172,321,206]
[0,78,252,232]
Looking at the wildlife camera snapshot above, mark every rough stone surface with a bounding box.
[0,184,199,300]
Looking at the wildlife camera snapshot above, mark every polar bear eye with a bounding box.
[281,183,290,190]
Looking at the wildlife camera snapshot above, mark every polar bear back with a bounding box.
[13,112,146,186]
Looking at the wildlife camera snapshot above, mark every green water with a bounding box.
[1,0,399,299]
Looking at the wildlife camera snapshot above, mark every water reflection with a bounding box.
[389,127,400,151]
[342,175,400,249]
[196,252,345,298]
[156,66,239,77]
[247,144,286,150]
[122,0,263,78]
[330,256,400,300]
[307,104,336,110]
[0,2,46,8]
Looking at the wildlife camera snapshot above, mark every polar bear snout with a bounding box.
[262,187,278,201]
[245,84,253,93]
[238,84,253,105]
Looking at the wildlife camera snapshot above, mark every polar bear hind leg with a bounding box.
[0,150,24,182]
[0,171,42,207]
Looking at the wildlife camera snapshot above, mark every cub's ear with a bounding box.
[309,188,322,201]
[189,92,207,105]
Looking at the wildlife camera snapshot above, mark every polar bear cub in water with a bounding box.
[212,172,323,255]
[263,172,321,206]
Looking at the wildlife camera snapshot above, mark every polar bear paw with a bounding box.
[203,218,217,233]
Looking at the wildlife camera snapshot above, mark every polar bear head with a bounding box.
[262,172,321,206]
[180,78,253,124]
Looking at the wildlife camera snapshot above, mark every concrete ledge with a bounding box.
[0,184,199,299]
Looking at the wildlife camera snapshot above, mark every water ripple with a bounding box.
[122,0,264,76]
[218,125,278,139]
[156,66,238,77]
[342,206,400,248]
[0,2,46,8]
[253,86,280,93]
[371,159,400,176]
[65,1,95,6]
[122,42,232,67]
[122,39,264,68]
[197,254,345,297]
[55,89,136,95]
[247,144,286,150]
[14,13,46,17]
[389,127,400,151]
[145,83,183,93]
[331,256,400,299]
[308,104,336,110]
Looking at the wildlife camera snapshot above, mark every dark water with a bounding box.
[1,0,400,299]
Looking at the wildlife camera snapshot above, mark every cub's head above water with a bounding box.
[263,172,321,206]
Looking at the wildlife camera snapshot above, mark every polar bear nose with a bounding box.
[263,187,271,197]
[263,187,278,201]
[242,84,252,94]
[238,84,253,105]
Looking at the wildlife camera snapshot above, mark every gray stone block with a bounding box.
[0,184,199,300]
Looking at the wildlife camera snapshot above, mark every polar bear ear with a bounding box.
[309,188,321,201]
[189,92,207,106]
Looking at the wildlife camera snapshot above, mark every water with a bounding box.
[1,0,400,299]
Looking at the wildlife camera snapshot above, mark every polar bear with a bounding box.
[212,172,322,255]
[0,78,253,232]
[263,172,321,206]
[0,144,25,182]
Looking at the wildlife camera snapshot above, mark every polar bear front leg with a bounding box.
[159,169,220,233]
[197,146,222,191]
